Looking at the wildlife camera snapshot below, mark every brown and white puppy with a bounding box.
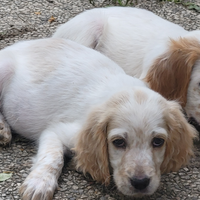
[53,7,200,128]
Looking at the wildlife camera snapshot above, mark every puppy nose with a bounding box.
[130,176,150,190]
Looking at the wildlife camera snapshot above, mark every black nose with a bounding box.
[130,177,150,190]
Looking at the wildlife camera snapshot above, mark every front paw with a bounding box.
[0,119,12,146]
[19,171,58,200]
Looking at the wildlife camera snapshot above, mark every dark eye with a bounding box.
[152,137,165,148]
[113,139,126,148]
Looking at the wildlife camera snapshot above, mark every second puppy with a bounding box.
[53,7,200,128]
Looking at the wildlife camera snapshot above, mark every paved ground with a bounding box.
[0,0,200,199]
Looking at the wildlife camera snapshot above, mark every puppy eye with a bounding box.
[152,137,165,148]
[113,139,126,148]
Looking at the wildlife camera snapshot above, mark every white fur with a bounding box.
[53,7,200,124]
[0,38,195,199]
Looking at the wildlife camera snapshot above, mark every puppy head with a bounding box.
[74,87,197,196]
[144,37,200,123]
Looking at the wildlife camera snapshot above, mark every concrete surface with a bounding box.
[0,0,200,199]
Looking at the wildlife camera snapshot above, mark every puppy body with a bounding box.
[53,7,186,78]
[0,38,133,140]
[0,38,196,199]
[53,7,200,124]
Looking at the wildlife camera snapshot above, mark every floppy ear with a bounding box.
[74,106,111,185]
[145,38,200,107]
[161,101,198,173]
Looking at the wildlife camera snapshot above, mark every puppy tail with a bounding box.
[52,8,105,49]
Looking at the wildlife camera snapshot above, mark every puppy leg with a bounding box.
[19,128,65,200]
[0,112,12,146]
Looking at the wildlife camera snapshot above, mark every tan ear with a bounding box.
[145,38,200,107]
[161,101,198,173]
[74,106,111,185]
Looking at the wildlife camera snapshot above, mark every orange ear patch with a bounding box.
[144,37,200,107]
[74,106,111,185]
[161,101,197,173]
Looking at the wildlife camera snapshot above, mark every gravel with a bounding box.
[0,0,200,199]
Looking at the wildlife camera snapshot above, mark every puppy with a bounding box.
[53,7,200,127]
[0,38,196,199]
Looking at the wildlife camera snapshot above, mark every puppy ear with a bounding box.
[161,101,198,173]
[74,106,111,185]
[145,38,200,107]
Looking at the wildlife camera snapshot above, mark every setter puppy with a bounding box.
[53,7,200,127]
[0,38,197,199]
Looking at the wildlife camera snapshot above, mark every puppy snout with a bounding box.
[130,176,150,190]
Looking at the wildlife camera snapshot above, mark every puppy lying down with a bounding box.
[0,38,197,199]
[53,7,200,130]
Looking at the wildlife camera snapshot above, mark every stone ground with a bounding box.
[0,0,200,199]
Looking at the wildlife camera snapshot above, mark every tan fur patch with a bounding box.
[109,92,130,108]
[144,37,200,107]
[28,39,77,84]
[161,101,197,173]
[134,90,148,105]
[74,105,111,185]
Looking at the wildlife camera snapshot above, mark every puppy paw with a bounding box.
[0,119,12,146]
[19,171,57,200]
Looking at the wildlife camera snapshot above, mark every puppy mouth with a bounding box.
[120,184,152,197]
[129,187,153,197]
[134,188,149,195]
[188,117,200,133]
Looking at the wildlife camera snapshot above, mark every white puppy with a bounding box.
[0,38,196,199]
[53,7,200,127]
